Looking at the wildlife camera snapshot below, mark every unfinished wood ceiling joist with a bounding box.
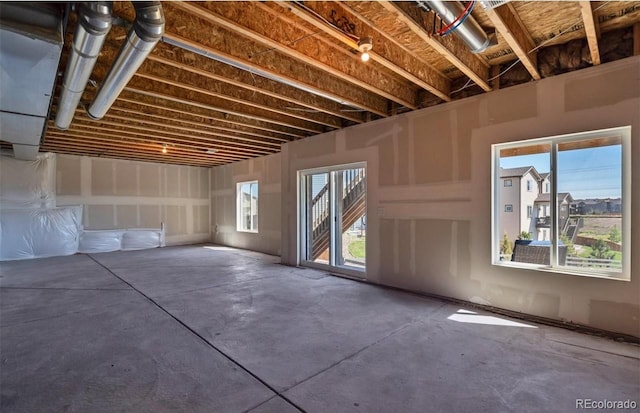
[24,1,638,166]
[579,1,602,65]
[377,1,491,93]
[483,3,541,80]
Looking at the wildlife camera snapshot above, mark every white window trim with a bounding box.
[491,126,631,281]
[504,179,512,187]
[236,180,259,233]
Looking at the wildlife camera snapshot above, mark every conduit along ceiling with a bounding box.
[1,1,639,166]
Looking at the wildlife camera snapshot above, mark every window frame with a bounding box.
[504,204,513,212]
[504,179,512,187]
[236,180,259,233]
[491,126,631,280]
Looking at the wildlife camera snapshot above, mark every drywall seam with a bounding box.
[450,110,459,181]
[57,196,209,206]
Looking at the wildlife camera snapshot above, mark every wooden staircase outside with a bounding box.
[310,169,366,260]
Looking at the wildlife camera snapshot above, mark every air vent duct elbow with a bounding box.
[87,1,164,120]
[418,0,492,54]
[54,2,112,130]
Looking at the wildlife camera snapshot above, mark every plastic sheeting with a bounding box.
[77,228,164,253]
[0,206,82,261]
[0,152,56,209]
[78,230,123,254]
[122,229,163,251]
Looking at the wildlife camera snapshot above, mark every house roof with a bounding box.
[500,166,542,180]
[534,192,574,203]
[539,172,550,180]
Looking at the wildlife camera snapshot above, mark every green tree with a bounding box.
[590,239,614,260]
[608,226,621,243]
[500,233,512,256]
[519,231,531,240]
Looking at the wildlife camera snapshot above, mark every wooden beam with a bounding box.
[57,126,272,161]
[378,1,492,92]
[108,105,287,145]
[634,22,640,56]
[113,97,295,141]
[283,1,451,101]
[112,2,389,116]
[42,139,216,166]
[42,146,213,167]
[85,54,326,135]
[63,118,276,155]
[490,65,501,90]
[147,43,365,124]
[47,133,234,163]
[579,1,601,65]
[117,92,305,140]
[483,4,540,80]
[65,89,289,147]
[92,43,342,129]
[134,70,339,130]
[170,1,417,109]
[97,110,282,149]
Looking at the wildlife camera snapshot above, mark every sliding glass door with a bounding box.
[300,164,366,273]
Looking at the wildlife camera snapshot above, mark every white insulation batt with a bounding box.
[0,152,165,260]
[78,228,164,253]
[0,206,82,260]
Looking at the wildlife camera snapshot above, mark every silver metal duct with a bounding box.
[87,1,164,120]
[54,2,112,130]
[418,0,491,53]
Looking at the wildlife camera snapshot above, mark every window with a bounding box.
[493,127,630,280]
[504,179,512,187]
[237,181,258,232]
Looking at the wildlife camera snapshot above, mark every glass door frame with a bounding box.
[297,161,367,278]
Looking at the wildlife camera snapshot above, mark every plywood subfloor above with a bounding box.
[21,0,639,166]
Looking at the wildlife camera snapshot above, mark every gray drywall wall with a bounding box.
[56,155,210,246]
[276,57,640,337]
[210,152,281,256]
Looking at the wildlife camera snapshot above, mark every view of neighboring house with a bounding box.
[533,192,574,241]
[500,166,574,244]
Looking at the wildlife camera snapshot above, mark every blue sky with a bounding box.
[500,145,622,199]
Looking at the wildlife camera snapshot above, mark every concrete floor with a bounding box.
[1,245,638,413]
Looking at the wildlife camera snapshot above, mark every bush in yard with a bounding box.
[608,226,621,243]
[518,231,531,240]
[590,239,615,260]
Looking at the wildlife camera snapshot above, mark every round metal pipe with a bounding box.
[54,2,112,130]
[87,1,164,120]
[421,0,491,53]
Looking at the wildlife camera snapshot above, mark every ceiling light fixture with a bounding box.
[206,148,218,154]
[358,37,373,62]
[162,144,167,154]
